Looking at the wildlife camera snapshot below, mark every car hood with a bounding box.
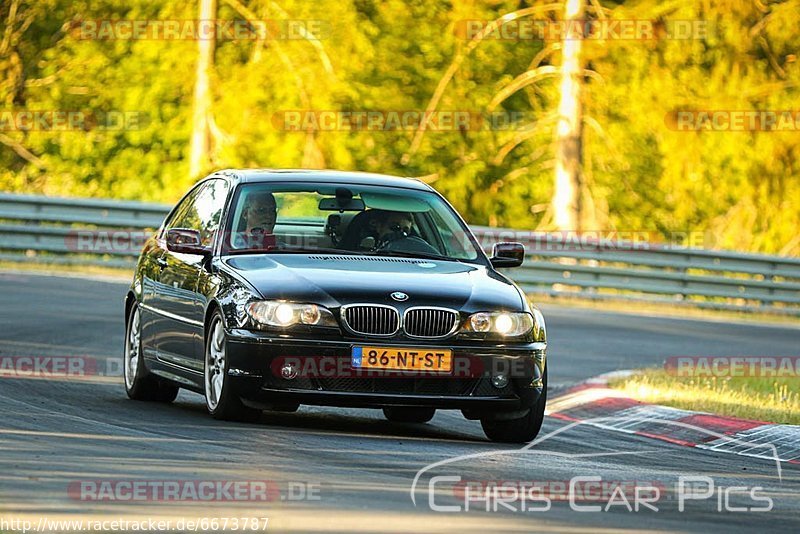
[220,254,526,311]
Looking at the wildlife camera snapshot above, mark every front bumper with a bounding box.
[225,328,546,412]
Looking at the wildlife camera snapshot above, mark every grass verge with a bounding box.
[608,369,800,425]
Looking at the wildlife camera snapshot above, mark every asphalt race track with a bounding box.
[1,271,798,533]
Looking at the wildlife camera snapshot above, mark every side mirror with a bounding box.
[490,242,525,268]
[165,228,208,255]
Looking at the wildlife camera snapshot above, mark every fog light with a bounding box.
[281,362,298,380]
[491,373,509,389]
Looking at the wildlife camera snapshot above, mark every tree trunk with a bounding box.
[552,0,585,231]
[189,0,216,179]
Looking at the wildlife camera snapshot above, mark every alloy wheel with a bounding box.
[205,317,226,411]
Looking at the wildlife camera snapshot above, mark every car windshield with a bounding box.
[223,183,481,261]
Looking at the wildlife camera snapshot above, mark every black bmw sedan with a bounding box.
[124,169,547,442]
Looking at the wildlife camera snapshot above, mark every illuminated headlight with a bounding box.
[246,301,337,328]
[461,312,534,337]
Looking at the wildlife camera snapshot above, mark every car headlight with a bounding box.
[246,301,337,328]
[460,312,535,337]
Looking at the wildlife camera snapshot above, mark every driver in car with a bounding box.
[369,209,444,256]
[234,191,280,249]
[372,210,414,249]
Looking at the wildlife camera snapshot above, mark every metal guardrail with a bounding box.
[0,193,170,269]
[2,192,799,316]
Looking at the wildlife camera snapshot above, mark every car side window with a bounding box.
[162,186,203,236]
[165,179,230,247]
[196,179,230,247]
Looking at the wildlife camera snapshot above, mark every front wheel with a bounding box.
[481,369,547,443]
[204,310,262,422]
[124,302,179,403]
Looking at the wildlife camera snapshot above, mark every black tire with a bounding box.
[124,301,179,403]
[481,368,547,443]
[204,309,262,422]
[383,407,436,424]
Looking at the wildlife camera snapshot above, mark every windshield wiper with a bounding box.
[365,250,461,262]
[267,246,370,255]
[227,246,368,256]
[228,246,467,262]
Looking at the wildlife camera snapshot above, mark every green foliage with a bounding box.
[589,0,800,254]
[0,0,798,254]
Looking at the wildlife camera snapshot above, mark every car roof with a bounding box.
[214,169,434,192]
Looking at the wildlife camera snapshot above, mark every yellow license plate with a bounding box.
[351,346,452,372]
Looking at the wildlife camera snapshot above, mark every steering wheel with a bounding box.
[376,233,441,255]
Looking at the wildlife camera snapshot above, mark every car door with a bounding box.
[139,185,203,364]
[152,179,230,373]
